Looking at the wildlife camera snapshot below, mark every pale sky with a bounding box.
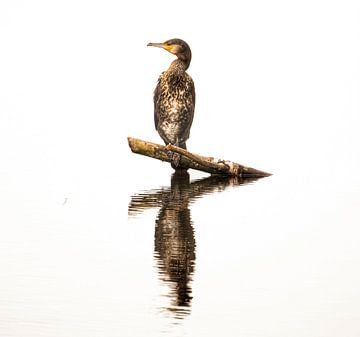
[1,1,359,175]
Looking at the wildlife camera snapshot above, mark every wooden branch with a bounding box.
[127,137,271,178]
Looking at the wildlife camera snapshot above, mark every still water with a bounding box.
[129,172,255,320]
[1,161,359,337]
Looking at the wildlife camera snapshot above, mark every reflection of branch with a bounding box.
[128,189,165,216]
[128,175,261,217]
[128,172,265,319]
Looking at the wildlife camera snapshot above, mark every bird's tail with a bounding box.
[178,142,187,150]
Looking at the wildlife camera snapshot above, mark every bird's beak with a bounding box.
[147,42,172,51]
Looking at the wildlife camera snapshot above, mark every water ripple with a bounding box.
[128,172,262,319]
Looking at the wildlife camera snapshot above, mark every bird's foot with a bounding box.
[170,152,181,169]
[165,143,187,171]
[165,144,174,160]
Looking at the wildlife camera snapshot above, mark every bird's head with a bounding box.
[147,38,192,69]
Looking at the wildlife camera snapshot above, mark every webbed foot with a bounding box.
[165,142,188,171]
[170,152,181,169]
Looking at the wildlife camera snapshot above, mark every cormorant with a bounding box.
[147,38,195,168]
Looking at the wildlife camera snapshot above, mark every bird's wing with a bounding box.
[187,76,196,130]
[153,76,162,131]
[180,76,196,143]
[191,76,195,107]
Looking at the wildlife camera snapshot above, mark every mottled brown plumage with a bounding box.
[147,39,195,151]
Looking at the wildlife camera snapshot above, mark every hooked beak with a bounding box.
[147,42,172,51]
[147,42,164,48]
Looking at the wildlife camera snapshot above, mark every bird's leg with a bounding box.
[171,152,181,169]
[170,140,182,169]
[165,143,174,161]
[165,141,187,170]
[166,143,181,169]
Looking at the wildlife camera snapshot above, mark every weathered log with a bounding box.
[127,137,271,178]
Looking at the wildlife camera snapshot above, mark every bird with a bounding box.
[147,38,195,169]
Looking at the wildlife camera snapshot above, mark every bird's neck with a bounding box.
[168,58,189,73]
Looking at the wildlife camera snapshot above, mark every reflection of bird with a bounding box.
[147,39,195,168]
[154,171,195,314]
[129,173,260,318]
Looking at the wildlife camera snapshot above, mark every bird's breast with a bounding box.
[154,71,195,145]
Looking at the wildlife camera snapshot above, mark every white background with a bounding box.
[1,0,359,190]
[1,1,360,336]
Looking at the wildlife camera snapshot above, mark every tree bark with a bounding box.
[127,137,271,178]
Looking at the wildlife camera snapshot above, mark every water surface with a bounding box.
[1,163,360,337]
[129,172,259,320]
